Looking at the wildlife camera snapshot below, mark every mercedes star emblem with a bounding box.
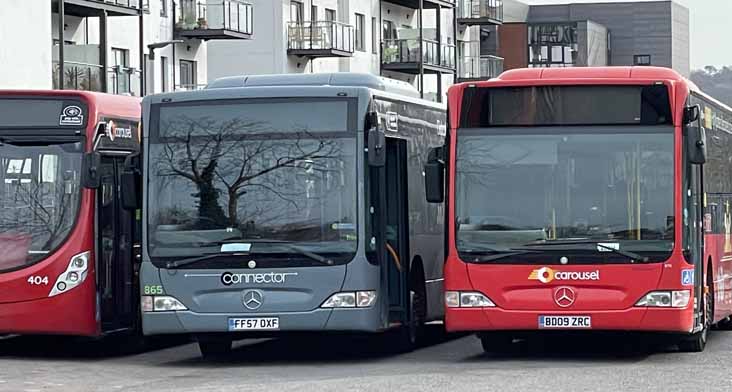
[553,286,576,308]
[242,289,263,310]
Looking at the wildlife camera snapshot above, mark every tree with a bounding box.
[690,66,732,107]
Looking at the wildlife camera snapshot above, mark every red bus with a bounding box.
[424,67,732,352]
[0,91,142,337]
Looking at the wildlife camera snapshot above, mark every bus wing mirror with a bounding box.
[120,170,141,210]
[686,125,707,165]
[425,146,445,203]
[368,128,386,167]
[683,105,700,124]
[121,153,141,210]
[81,152,101,189]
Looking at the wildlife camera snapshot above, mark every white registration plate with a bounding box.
[228,317,279,331]
[539,315,591,329]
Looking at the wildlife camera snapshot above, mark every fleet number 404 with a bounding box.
[27,276,49,285]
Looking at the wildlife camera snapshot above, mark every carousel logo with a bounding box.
[528,267,600,284]
[105,120,133,141]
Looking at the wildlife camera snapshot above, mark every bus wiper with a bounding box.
[523,240,649,262]
[173,237,334,268]
[166,252,234,269]
[468,250,541,263]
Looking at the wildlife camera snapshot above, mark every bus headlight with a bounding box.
[635,290,690,308]
[445,291,496,308]
[141,296,187,312]
[321,291,376,308]
[48,251,90,297]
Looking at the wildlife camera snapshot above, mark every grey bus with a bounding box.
[138,73,446,357]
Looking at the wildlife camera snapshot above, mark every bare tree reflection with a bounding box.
[154,115,342,232]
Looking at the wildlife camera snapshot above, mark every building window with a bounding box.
[160,0,167,17]
[111,47,130,94]
[291,1,303,24]
[372,17,378,54]
[634,55,652,66]
[325,8,336,22]
[355,13,365,52]
[311,5,317,23]
[383,20,396,41]
[179,60,197,90]
[161,56,169,92]
[528,23,579,68]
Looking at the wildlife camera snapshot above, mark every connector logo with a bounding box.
[528,267,600,284]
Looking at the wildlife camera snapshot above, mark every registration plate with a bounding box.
[228,317,279,331]
[539,315,591,329]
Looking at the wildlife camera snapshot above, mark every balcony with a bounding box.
[382,39,456,74]
[55,0,148,17]
[457,55,503,81]
[53,61,104,92]
[288,21,355,58]
[382,0,455,9]
[176,0,253,40]
[457,0,503,25]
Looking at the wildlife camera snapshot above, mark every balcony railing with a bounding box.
[458,55,504,80]
[109,66,142,96]
[458,0,503,24]
[52,61,104,92]
[52,62,142,96]
[288,21,355,57]
[382,39,456,70]
[176,0,253,39]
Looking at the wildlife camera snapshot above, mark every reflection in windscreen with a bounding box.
[147,99,357,259]
[455,127,674,253]
[0,142,82,270]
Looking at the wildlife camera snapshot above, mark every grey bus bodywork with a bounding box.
[139,74,446,345]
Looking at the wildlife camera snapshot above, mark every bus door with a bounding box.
[685,111,706,331]
[97,155,137,332]
[383,138,410,324]
[89,118,141,334]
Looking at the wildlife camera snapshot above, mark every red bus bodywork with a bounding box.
[444,67,732,336]
[0,90,140,336]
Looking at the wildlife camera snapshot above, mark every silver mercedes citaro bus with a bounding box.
[138,73,446,357]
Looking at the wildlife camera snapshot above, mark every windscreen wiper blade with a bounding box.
[462,249,541,263]
[523,240,649,262]
[166,252,233,269]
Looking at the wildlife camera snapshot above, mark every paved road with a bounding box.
[2,327,732,392]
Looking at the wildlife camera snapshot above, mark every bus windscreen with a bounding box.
[460,85,672,127]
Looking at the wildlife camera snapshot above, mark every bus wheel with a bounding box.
[392,288,425,353]
[198,337,232,359]
[479,334,514,354]
[679,280,713,353]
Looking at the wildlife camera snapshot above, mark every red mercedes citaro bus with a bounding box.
[423,67,732,352]
[0,90,143,337]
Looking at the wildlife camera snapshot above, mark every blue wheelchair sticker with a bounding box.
[681,269,694,286]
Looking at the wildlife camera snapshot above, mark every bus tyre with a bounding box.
[198,338,232,359]
[479,334,514,354]
[679,283,712,353]
[392,289,424,353]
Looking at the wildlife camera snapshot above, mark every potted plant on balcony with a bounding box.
[197,17,208,29]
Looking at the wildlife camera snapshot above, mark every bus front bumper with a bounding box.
[446,306,695,334]
[142,305,385,336]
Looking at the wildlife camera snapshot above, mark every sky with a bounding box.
[525,0,732,70]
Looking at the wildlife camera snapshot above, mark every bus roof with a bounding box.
[495,66,686,82]
[207,72,421,99]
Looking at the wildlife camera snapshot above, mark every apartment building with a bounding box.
[0,0,254,96]
[207,0,506,102]
[497,0,690,76]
